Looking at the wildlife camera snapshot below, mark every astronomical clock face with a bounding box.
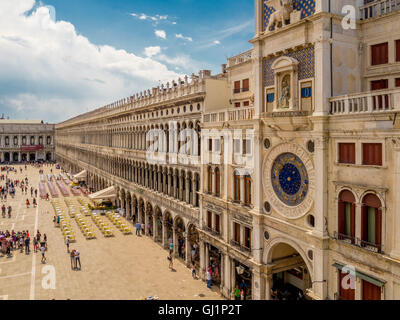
[263,144,314,219]
[271,153,309,207]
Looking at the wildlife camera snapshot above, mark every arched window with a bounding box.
[361,194,382,252]
[30,136,35,145]
[5,136,9,146]
[338,190,356,243]
[234,172,241,202]
[244,175,252,205]
[207,166,212,194]
[215,167,220,197]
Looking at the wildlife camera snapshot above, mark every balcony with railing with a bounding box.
[203,107,255,123]
[227,50,253,68]
[359,0,400,20]
[329,88,400,115]
[203,226,222,238]
[334,232,382,254]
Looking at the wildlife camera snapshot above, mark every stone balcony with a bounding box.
[227,49,253,68]
[359,0,400,20]
[203,107,255,123]
[329,88,400,115]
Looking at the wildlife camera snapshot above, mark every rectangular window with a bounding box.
[243,101,250,107]
[396,40,400,62]
[214,139,221,153]
[362,143,382,166]
[267,93,275,103]
[207,211,212,229]
[301,87,312,98]
[234,174,241,202]
[244,227,251,249]
[208,138,212,152]
[367,207,376,244]
[234,223,240,243]
[235,102,241,108]
[338,143,356,164]
[371,80,389,110]
[362,280,381,300]
[215,214,220,234]
[242,79,249,92]
[371,42,388,66]
[234,81,240,94]
[233,139,241,154]
[397,78,400,87]
[244,175,252,205]
[243,139,251,155]
[345,203,352,236]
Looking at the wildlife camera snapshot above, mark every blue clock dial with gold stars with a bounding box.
[271,153,309,207]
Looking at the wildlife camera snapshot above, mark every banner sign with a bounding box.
[20,145,44,151]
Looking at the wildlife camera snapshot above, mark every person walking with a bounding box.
[234,285,241,300]
[191,263,197,279]
[141,222,145,235]
[65,237,70,253]
[33,237,38,253]
[135,222,141,236]
[25,237,30,254]
[169,241,174,254]
[70,250,76,269]
[40,244,46,263]
[75,249,81,270]
[167,253,173,270]
[206,268,212,289]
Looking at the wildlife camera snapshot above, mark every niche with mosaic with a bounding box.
[264,45,314,114]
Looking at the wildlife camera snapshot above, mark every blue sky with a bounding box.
[0,0,254,122]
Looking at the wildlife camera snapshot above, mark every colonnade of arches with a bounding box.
[58,120,201,156]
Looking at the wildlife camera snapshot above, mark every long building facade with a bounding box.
[56,0,400,300]
[0,119,55,163]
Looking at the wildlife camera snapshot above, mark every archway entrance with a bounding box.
[13,152,19,162]
[4,153,10,162]
[22,153,27,162]
[208,244,222,287]
[188,224,199,265]
[155,206,163,243]
[138,199,144,224]
[29,153,35,161]
[175,216,185,260]
[268,243,311,300]
[145,202,153,237]
[164,212,173,250]
[46,152,52,161]
[234,260,252,300]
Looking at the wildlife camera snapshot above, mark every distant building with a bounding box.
[0,119,55,162]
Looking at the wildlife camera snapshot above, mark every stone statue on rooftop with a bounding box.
[266,0,294,32]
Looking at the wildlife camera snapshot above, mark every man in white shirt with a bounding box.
[40,245,46,263]
[75,249,81,270]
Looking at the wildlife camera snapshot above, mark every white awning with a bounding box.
[74,170,87,180]
[89,186,116,200]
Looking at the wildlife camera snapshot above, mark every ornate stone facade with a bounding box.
[0,120,55,163]
[56,0,400,300]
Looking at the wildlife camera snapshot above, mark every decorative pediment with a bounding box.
[271,56,299,72]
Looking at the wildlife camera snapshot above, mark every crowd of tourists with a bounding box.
[0,229,48,262]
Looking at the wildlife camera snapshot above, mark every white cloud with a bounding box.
[144,46,161,57]
[130,12,173,26]
[214,40,221,45]
[0,0,181,122]
[155,30,166,39]
[176,34,193,42]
